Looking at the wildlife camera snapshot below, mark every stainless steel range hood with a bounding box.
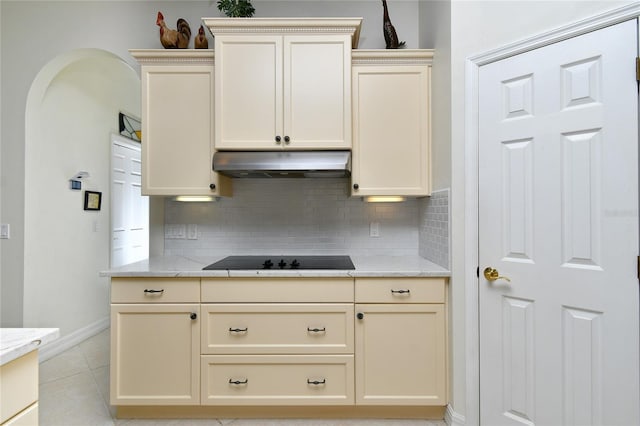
[213,151,351,178]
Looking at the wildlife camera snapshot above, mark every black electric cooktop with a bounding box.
[203,255,355,270]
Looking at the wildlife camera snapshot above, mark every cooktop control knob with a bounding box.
[278,259,287,269]
[290,259,300,269]
[262,259,274,269]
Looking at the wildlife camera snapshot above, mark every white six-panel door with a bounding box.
[479,19,639,425]
[111,136,149,268]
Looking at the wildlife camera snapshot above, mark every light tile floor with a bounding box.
[39,329,447,426]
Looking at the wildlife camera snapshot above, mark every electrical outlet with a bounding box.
[369,222,380,237]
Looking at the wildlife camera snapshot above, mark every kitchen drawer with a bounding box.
[0,351,38,424]
[201,355,354,405]
[111,278,200,303]
[202,304,354,354]
[2,402,37,426]
[355,278,445,303]
[201,278,354,303]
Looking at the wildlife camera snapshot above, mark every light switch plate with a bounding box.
[187,224,198,240]
[369,222,380,237]
[165,224,186,239]
[0,223,9,239]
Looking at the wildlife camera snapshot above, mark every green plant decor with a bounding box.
[217,0,255,17]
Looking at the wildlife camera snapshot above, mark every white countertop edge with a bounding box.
[101,255,450,278]
[0,328,60,366]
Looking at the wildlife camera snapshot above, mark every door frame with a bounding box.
[464,4,640,425]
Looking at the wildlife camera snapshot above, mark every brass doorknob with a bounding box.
[483,267,511,282]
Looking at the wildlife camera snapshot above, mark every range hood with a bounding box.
[213,151,351,178]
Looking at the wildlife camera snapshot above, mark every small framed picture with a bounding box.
[84,191,102,211]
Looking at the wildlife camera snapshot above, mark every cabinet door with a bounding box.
[284,35,351,149]
[215,36,283,150]
[354,304,445,405]
[351,65,431,196]
[142,65,225,196]
[110,304,200,405]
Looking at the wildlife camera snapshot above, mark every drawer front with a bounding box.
[355,278,445,303]
[201,355,354,405]
[202,304,354,354]
[3,402,37,426]
[201,278,354,303]
[0,351,38,424]
[111,278,200,303]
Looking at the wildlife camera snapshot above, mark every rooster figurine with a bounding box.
[194,25,209,49]
[382,0,405,49]
[156,11,191,49]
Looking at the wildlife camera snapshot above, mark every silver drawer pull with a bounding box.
[228,378,248,385]
[144,289,164,294]
[307,379,326,386]
[307,327,326,333]
[390,289,411,295]
[229,327,248,333]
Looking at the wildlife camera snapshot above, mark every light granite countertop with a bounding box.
[101,255,450,278]
[0,328,60,366]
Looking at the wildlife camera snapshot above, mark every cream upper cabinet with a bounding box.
[351,50,433,197]
[130,50,231,197]
[354,278,447,406]
[204,18,362,151]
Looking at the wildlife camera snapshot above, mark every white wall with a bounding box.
[448,1,636,422]
[23,50,139,334]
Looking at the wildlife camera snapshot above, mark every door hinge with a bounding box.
[477,266,479,278]
[636,57,640,82]
[637,256,640,281]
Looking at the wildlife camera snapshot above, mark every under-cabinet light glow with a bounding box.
[363,196,406,203]
[174,196,217,202]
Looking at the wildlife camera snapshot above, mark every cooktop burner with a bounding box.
[203,255,355,270]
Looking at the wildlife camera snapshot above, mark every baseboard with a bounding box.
[445,404,465,426]
[37,317,109,363]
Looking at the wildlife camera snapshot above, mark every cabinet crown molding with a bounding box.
[203,17,363,48]
[129,49,214,65]
[352,49,434,66]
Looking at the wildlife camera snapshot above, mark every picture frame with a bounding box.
[84,191,102,211]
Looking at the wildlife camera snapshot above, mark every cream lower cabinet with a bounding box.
[355,278,446,405]
[351,50,433,197]
[130,50,231,197]
[110,276,447,411]
[110,278,201,405]
[200,278,355,405]
[0,351,38,425]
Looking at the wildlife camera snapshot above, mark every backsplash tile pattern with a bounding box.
[164,179,422,257]
[418,189,450,268]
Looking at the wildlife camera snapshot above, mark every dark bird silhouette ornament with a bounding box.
[382,0,405,49]
[195,25,209,49]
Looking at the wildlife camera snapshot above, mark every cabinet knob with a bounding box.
[356,312,364,320]
[190,313,197,320]
[275,136,282,144]
[209,183,216,190]
[284,136,290,144]
[353,183,359,190]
